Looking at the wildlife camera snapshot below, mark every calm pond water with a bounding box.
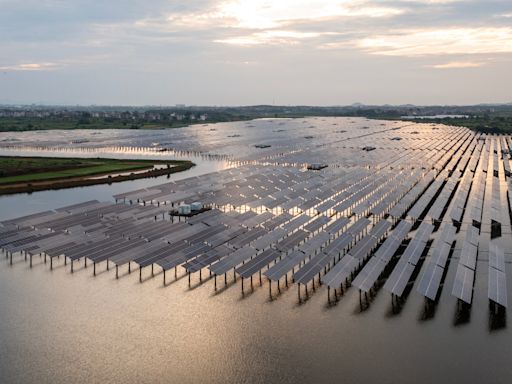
[1,125,511,384]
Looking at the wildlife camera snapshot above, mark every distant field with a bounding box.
[0,156,190,185]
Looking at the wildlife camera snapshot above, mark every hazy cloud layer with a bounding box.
[0,0,511,105]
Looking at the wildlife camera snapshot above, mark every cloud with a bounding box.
[394,0,463,3]
[356,27,512,56]
[167,0,405,31]
[0,62,60,71]
[427,61,485,69]
[1,0,512,105]
[215,30,334,46]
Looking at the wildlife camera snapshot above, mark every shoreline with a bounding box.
[0,160,194,195]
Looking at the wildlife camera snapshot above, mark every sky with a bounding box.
[0,0,511,106]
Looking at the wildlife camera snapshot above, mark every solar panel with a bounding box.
[323,233,352,257]
[209,246,257,275]
[252,228,287,250]
[236,248,280,278]
[241,211,273,228]
[298,232,330,255]
[391,220,413,242]
[452,264,474,304]
[352,257,386,292]
[466,226,479,247]
[347,235,373,260]
[370,219,393,240]
[450,206,464,223]
[1,210,55,226]
[488,267,507,307]
[415,222,434,243]
[315,199,337,213]
[229,227,267,248]
[402,239,428,266]
[184,244,233,272]
[430,241,452,267]
[325,217,350,236]
[264,250,308,281]
[383,258,415,297]
[95,238,149,264]
[438,224,456,245]
[293,252,333,284]
[489,244,505,272]
[304,215,330,233]
[321,255,360,288]
[374,237,401,263]
[276,229,309,252]
[348,217,371,237]
[417,262,444,300]
[408,179,444,219]
[459,242,478,270]
[281,214,311,233]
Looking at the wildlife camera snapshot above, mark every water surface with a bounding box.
[1,120,511,384]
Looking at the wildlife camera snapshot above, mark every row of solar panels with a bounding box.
[2,128,511,311]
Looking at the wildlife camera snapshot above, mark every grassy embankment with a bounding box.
[0,156,194,194]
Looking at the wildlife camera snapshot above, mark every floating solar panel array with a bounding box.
[1,119,511,316]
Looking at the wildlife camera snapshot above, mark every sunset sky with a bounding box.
[1,0,511,105]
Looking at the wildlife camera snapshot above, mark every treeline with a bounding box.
[408,115,512,134]
[1,104,512,132]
